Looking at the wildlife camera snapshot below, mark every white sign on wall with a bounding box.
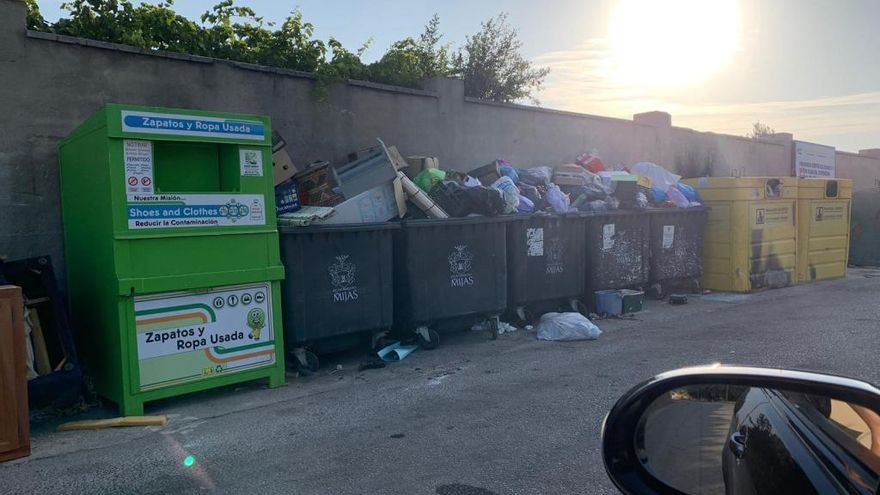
[794,141,836,178]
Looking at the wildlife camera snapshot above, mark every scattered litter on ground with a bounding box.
[668,294,688,305]
[358,357,386,371]
[471,320,519,335]
[497,321,518,334]
[377,341,418,363]
[57,416,166,432]
[535,312,601,341]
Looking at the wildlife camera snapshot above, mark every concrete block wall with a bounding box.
[1,0,878,275]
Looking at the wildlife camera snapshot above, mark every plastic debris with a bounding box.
[414,168,447,192]
[576,150,606,173]
[492,176,521,214]
[535,312,602,341]
[631,162,681,190]
[666,185,690,208]
[498,162,519,182]
[517,166,553,187]
[377,341,419,362]
[516,194,535,213]
[546,184,572,213]
[278,206,336,226]
[497,321,518,334]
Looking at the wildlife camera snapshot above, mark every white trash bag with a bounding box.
[535,312,602,341]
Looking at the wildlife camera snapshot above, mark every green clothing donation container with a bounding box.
[59,104,286,415]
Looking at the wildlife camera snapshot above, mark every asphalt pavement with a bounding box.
[3,269,880,495]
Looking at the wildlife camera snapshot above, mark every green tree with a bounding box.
[53,1,201,52]
[748,121,776,140]
[368,14,452,88]
[25,0,48,30]
[453,13,549,103]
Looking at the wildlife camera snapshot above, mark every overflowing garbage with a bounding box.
[274,138,702,225]
[269,137,710,362]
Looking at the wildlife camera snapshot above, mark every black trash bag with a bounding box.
[560,184,608,204]
[430,180,471,217]
[517,166,553,187]
[429,181,505,217]
[518,182,549,211]
[463,185,506,216]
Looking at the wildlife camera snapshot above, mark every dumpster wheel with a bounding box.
[571,300,590,317]
[488,317,499,340]
[296,350,320,372]
[416,326,440,350]
[514,307,535,327]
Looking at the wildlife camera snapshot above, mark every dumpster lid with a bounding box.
[278,221,400,234]
[403,215,521,227]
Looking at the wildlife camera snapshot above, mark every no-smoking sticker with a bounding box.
[124,140,154,196]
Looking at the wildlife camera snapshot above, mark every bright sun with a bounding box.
[608,0,739,87]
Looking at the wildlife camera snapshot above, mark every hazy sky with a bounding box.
[37,0,880,152]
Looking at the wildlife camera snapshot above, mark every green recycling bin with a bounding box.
[59,104,286,415]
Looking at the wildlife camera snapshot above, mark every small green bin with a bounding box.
[620,289,644,314]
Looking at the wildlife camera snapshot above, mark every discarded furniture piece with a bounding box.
[0,256,83,409]
[0,286,30,462]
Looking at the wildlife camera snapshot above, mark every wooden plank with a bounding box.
[57,416,167,432]
[24,297,50,307]
[29,310,52,376]
[0,286,30,462]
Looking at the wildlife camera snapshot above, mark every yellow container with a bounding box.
[796,178,852,282]
[683,177,798,292]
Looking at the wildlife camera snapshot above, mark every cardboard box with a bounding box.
[273,147,298,185]
[271,132,299,185]
[335,149,398,199]
[404,156,439,179]
[295,161,344,207]
[320,181,403,225]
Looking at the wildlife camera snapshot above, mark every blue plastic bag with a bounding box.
[546,184,571,213]
[652,186,668,203]
[675,182,701,202]
[516,194,535,213]
[498,162,519,182]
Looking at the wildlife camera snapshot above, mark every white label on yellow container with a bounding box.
[751,204,792,228]
[812,202,846,223]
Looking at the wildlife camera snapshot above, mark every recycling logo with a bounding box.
[219,199,250,222]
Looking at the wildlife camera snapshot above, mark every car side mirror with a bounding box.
[602,366,880,495]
